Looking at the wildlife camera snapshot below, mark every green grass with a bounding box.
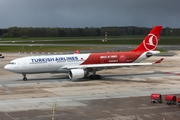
[0,40,141,45]
[0,36,104,41]
[1,36,180,45]
[1,39,180,45]
[0,36,179,52]
[0,45,168,53]
[0,36,151,41]
[0,46,110,53]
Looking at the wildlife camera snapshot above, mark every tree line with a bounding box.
[0,26,179,38]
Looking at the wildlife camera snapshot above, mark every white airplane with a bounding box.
[4,26,163,81]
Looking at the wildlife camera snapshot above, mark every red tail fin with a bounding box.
[132,26,162,52]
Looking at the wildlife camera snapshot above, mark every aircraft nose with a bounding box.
[4,65,8,69]
[4,64,11,70]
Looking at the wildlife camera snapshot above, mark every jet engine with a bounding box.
[146,52,153,58]
[68,69,86,81]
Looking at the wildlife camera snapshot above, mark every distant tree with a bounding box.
[0,26,180,37]
[0,29,3,36]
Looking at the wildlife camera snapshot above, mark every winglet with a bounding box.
[154,58,164,64]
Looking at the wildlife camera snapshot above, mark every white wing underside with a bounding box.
[62,62,153,69]
[61,57,164,70]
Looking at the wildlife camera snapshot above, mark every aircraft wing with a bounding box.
[63,58,164,69]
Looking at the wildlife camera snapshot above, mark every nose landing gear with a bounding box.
[22,74,27,81]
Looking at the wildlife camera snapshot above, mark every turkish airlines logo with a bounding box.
[143,34,158,51]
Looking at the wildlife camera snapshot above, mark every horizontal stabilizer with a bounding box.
[154,58,164,64]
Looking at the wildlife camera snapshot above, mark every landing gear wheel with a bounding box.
[22,74,27,81]
[90,75,101,80]
[23,77,27,81]
[97,75,101,79]
[90,75,95,80]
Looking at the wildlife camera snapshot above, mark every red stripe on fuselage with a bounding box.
[81,52,143,65]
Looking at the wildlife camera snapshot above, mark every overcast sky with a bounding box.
[0,0,179,28]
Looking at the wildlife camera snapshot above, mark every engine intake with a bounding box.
[146,52,153,58]
[69,69,85,81]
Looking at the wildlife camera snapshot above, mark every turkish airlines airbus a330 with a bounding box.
[4,26,163,81]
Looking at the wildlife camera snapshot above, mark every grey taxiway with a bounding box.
[0,49,180,119]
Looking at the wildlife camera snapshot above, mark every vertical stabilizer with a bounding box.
[132,26,162,52]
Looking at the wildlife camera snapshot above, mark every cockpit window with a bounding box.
[8,62,16,65]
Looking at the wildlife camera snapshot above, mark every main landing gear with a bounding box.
[89,74,101,80]
[22,74,27,81]
[89,69,101,80]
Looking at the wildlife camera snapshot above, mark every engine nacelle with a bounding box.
[146,52,153,58]
[68,69,85,81]
[146,51,160,58]
[134,51,160,63]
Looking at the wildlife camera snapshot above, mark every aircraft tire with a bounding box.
[97,75,101,79]
[90,75,101,80]
[23,77,27,81]
[90,75,95,80]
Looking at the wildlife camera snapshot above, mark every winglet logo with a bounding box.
[143,34,158,51]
